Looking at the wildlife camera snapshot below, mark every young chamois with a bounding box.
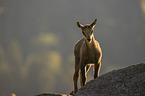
[72,19,102,94]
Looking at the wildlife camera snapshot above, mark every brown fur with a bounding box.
[72,19,102,95]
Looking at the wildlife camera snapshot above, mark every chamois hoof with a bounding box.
[70,91,74,95]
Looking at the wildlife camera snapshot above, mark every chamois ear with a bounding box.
[77,21,83,29]
[90,19,97,28]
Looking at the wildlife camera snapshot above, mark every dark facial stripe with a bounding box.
[82,31,86,36]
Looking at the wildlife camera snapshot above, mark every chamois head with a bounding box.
[77,19,97,43]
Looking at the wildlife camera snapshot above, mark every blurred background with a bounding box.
[0,0,145,96]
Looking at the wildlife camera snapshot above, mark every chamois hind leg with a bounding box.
[94,62,101,79]
[73,56,79,94]
[86,65,91,73]
[80,65,90,88]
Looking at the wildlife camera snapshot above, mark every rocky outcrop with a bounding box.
[36,63,145,96]
[76,63,145,96]
[36,93,71,96]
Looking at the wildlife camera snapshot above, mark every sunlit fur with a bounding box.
[72,19,102,95]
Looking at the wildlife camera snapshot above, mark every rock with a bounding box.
[76,63,145,96]
[36,93,72,96]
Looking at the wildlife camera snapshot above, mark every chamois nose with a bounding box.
[87,39,91,42]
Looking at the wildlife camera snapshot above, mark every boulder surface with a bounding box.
[76,63,145,96]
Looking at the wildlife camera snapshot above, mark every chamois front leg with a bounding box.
[73,71,79,93]
[94,62,101,79]
[80,65,86,87]
[73,56,79,94]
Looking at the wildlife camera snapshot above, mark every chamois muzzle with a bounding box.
[87,39,91,42]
